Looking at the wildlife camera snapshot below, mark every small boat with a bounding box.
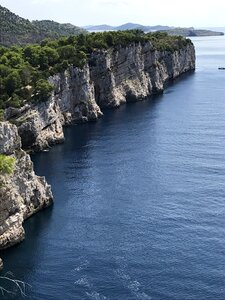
[218,67,225,70]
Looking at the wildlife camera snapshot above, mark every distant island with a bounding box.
[84,23,172,32]
[84,23,224,37]
[159,27,224,37]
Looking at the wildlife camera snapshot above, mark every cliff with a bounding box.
[0,122,53,254]
[7,41,195,150]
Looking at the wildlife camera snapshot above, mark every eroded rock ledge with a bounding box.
[0,122,53,253]
[7,41,195,151]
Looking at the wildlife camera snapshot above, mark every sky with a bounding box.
[0,0,225,28]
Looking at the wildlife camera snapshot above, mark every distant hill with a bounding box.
[84,23,224,37]
[84,24,115,31]
[116,23,150,31]
[0,5,86,46]
[32,20,86,37]
[84,23,172,32]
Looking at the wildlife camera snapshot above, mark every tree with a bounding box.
[0,64,11,77]
[33,79,53,102]
[42,46,59,66]
[5,71,21,96]
[7,52,23,67]
[19,65,32,86]
[23,45,41,67]
[57,45,75,60]
[7,94,23,108]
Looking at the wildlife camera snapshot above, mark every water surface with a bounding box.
[1,36,225,300]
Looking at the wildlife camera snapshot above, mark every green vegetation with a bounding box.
[0,30,192,110]
[0,110,4,121]
[32,20,86,39]
[0,154,16,175]
[0,5,86,46]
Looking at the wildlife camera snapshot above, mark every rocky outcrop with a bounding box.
[16,100,65,151]
[7,41,195,150]
[11,66,103,151]
[89,42,195,107]
[0,122,53,251]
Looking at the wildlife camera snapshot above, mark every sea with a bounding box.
[1,36,225,300]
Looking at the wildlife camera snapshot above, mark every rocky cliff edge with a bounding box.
[6,41,195,150]
[0,122,53,253]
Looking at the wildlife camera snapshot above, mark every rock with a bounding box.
[0,122,53,250]
[7,41,195,150]
[4,104,31,121]
[16,99,65,151]
[49,66,103,124]
[0,258,3,271]
[90,42,195,107]
[0,122,21,154]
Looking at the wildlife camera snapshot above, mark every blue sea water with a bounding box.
[1,36,225,299]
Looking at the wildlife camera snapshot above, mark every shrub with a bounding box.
[0,110,4,121]
[0,155,16,175]
[6,94,23,108]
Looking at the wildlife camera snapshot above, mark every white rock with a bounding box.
[0,122,53,249]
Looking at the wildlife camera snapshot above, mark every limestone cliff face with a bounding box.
[0,122,53,249]
[90,42,195,107]
[49,66,103,124]
[7,41,195,150]
[11,66,102,151]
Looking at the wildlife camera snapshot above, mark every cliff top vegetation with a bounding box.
[0,30,192,111]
